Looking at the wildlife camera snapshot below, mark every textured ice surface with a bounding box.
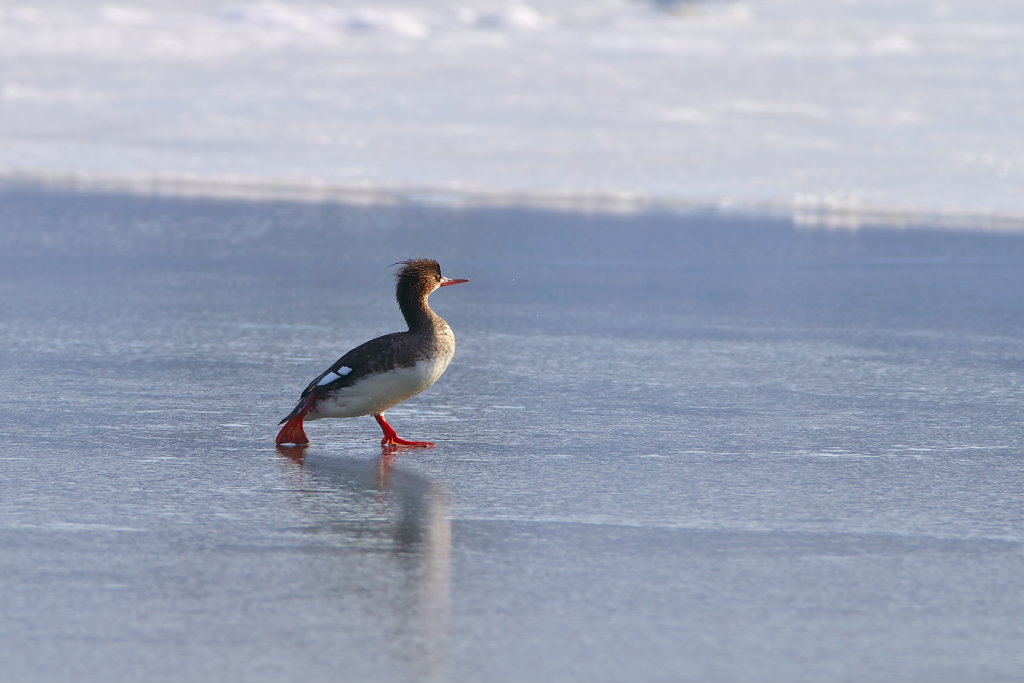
[0,0,1022,224]
[0,188,1022,681]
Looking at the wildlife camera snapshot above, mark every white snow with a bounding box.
[1,0,1022,228]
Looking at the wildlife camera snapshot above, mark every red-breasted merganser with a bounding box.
[276,259,468,448]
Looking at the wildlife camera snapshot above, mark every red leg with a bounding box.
[276,394,315,446]
[374,413,435,449]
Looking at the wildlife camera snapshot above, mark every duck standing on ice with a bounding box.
[276,259,468,448]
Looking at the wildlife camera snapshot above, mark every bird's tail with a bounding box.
[276,393,315,446]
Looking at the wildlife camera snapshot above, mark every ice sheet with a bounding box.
[0,188,1022,680]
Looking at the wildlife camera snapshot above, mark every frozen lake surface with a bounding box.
[1,187,1023,681]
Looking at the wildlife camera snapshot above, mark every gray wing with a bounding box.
[278,331,425,425]
[299,332,419,398]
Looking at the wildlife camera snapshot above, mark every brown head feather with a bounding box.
[394,259,445,329]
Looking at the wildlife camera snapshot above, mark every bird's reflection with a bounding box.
[276,446,451,682]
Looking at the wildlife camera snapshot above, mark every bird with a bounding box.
[276,258,468,448]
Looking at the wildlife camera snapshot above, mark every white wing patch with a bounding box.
[316,366,353,386]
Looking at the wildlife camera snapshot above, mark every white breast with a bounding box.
[309,355,453,420]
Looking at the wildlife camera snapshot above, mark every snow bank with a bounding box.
[1,0,1021,227]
